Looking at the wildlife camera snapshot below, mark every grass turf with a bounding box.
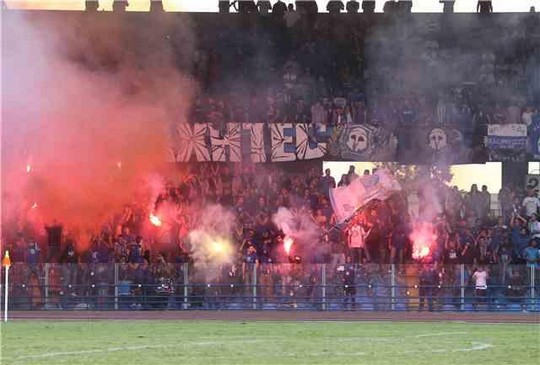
[1,320,539,365]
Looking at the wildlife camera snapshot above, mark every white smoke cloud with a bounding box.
[187,204,237,271]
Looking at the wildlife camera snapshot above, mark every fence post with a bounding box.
[321,264,327,311]
[114,263,118,311]
[530,265,536,309]
[391,264,396,311]
[183,262,189,310]
[460,264,465,311]
[252,264,258,310]
[44,263,49,307]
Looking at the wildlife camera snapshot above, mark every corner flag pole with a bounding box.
[3,250,11,322]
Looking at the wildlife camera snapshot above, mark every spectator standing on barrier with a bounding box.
[342,256,356,310]
[418,263,438,312]
[153,253,174,309]
[60,241,79,295]
[24,237,43,296]
[472,266,488,309]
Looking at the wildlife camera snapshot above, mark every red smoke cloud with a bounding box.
[2,13,195,251]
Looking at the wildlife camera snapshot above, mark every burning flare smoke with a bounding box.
[410,222,437,260]
[283,236,293,255]
[2,12,194,251]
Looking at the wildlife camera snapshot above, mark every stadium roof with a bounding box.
[3,0,539,13]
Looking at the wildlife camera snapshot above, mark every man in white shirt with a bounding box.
[522,189,540,218]
[472,266,488,309]
[347,220,371,264]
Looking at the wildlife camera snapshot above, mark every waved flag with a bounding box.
[329,169,401,223]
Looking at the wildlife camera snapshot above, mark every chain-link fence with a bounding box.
[1,263,538,311]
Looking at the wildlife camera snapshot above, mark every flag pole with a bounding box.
[4,265,8,322]
[3,250,11,322]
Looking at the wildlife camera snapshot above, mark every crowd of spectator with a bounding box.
[6,164,540,310]
[187,3,540,165]
[9,163,540,270]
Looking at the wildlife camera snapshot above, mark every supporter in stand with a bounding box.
[418,263,438,312]
[347,217,372,264]
[522,189,540,218]
[477,1,493,14]
[272,0,287,17]
[346,0,359,13]
[327,0,345,15]
[472,265,488,309]
[342,256,356,309]
[522,240,540,268]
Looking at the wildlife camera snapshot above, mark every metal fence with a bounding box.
[1,263,538,312]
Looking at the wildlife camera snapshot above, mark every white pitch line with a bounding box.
[305,351,367,357]
[403,342,494,354]
[7,339,267,362]
[9,344,169,361]
[461,342,494,352]
[336,332,468,342]
[415,332,468,338]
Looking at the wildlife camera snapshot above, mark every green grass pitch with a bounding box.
[1,320,539,365]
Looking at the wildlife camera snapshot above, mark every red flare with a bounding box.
[284,236,293,255]
[410,222,437,260]
[149,213,162,227]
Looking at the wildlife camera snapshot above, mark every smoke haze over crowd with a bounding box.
[2,12,195,250]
